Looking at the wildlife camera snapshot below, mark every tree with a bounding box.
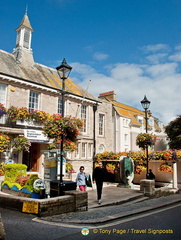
[165,115,181,149]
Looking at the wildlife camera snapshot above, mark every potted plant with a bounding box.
[7,106,30,122]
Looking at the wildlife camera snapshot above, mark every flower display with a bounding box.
[0,133,10,152]
[43,115,83,141]
[66,162,74,173]
[48,139,77,152]
[136,133,156,150]
[106,163,116,174]
[0,103,7,116]
[7,106,30,122]
[0,162,6,176]
[158,164,173,173]
[95,151,124,161]
[29,110,50,124]
[134,165,146,175]
[12,136,31,152]
[7,106,19,122]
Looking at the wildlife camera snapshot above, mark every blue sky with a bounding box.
[1,0,181,125]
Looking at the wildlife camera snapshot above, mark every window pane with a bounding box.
[58,98,62,114]
[81,105,87,132]
[29,92,39,111]
[0,84,6,105]
[99,114,104,135]
[88,143,92,158]
[81,143,86,158]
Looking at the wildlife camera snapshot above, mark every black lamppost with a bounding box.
[56,58,72,195]
[141,95,151,176]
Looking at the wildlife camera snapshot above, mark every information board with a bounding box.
[22,201,39,214]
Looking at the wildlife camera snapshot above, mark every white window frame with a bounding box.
[99,113,105,136]
[124,134,128,144]
[75,142,80,159]
[88,143,92,158]
[81,105,87,133]
[0,84,7,105]
[81,143,86,158]
[58,98,62,114]
[29,91,39,111]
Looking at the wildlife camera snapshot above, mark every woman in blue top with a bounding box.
[76,166,87,191]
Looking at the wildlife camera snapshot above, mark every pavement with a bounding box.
[38,183,181,225]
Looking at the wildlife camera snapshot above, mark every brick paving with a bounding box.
[39,184,181,224]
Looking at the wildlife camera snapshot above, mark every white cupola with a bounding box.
[13,12,34,64]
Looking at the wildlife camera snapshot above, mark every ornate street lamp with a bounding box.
[141,95,151,176]
[56,58,72,195]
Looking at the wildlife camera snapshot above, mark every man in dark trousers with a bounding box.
[93,162,107,204]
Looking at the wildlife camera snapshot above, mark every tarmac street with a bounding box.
[0,183,181,240]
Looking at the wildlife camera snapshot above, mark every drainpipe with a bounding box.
[93,104,98,167]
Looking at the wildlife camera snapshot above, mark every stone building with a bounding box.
[0,12,167,182]
[0,13,107,178]
[98,91,167,153]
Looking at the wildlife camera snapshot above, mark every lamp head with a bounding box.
[141,95,151,110]
[56,58,72,79]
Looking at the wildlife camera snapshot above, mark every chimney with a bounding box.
[98,91,116,101]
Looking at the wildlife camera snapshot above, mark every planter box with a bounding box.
[133,160,174,185]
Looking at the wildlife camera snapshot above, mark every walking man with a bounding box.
[93,162,107,204]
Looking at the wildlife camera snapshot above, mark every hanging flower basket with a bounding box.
[0,103,7,116]
[43,115,83,141]
[48,139,77,152]
[136,133,156,150]
[12,136,31,153]
[0,133,10,152]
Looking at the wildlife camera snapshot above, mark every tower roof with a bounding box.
[15,13,34,32]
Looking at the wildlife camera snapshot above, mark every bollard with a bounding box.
[140,179,155,196]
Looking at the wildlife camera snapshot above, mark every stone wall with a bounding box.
[0,214,6,240]
[0,190,88,217]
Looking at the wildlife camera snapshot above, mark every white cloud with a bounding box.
[146,53,168,64]
[71,53,181,125]
[141,44,170,53]
[169,52,181,62]
[93,52,109,61]
[146,63,178,77]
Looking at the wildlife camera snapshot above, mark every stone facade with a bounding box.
[0,12,167,181]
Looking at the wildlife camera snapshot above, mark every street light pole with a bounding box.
[56,58,72,195]
[141,95,151,176]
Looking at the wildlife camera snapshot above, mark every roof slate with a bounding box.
[0,49,96,101]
